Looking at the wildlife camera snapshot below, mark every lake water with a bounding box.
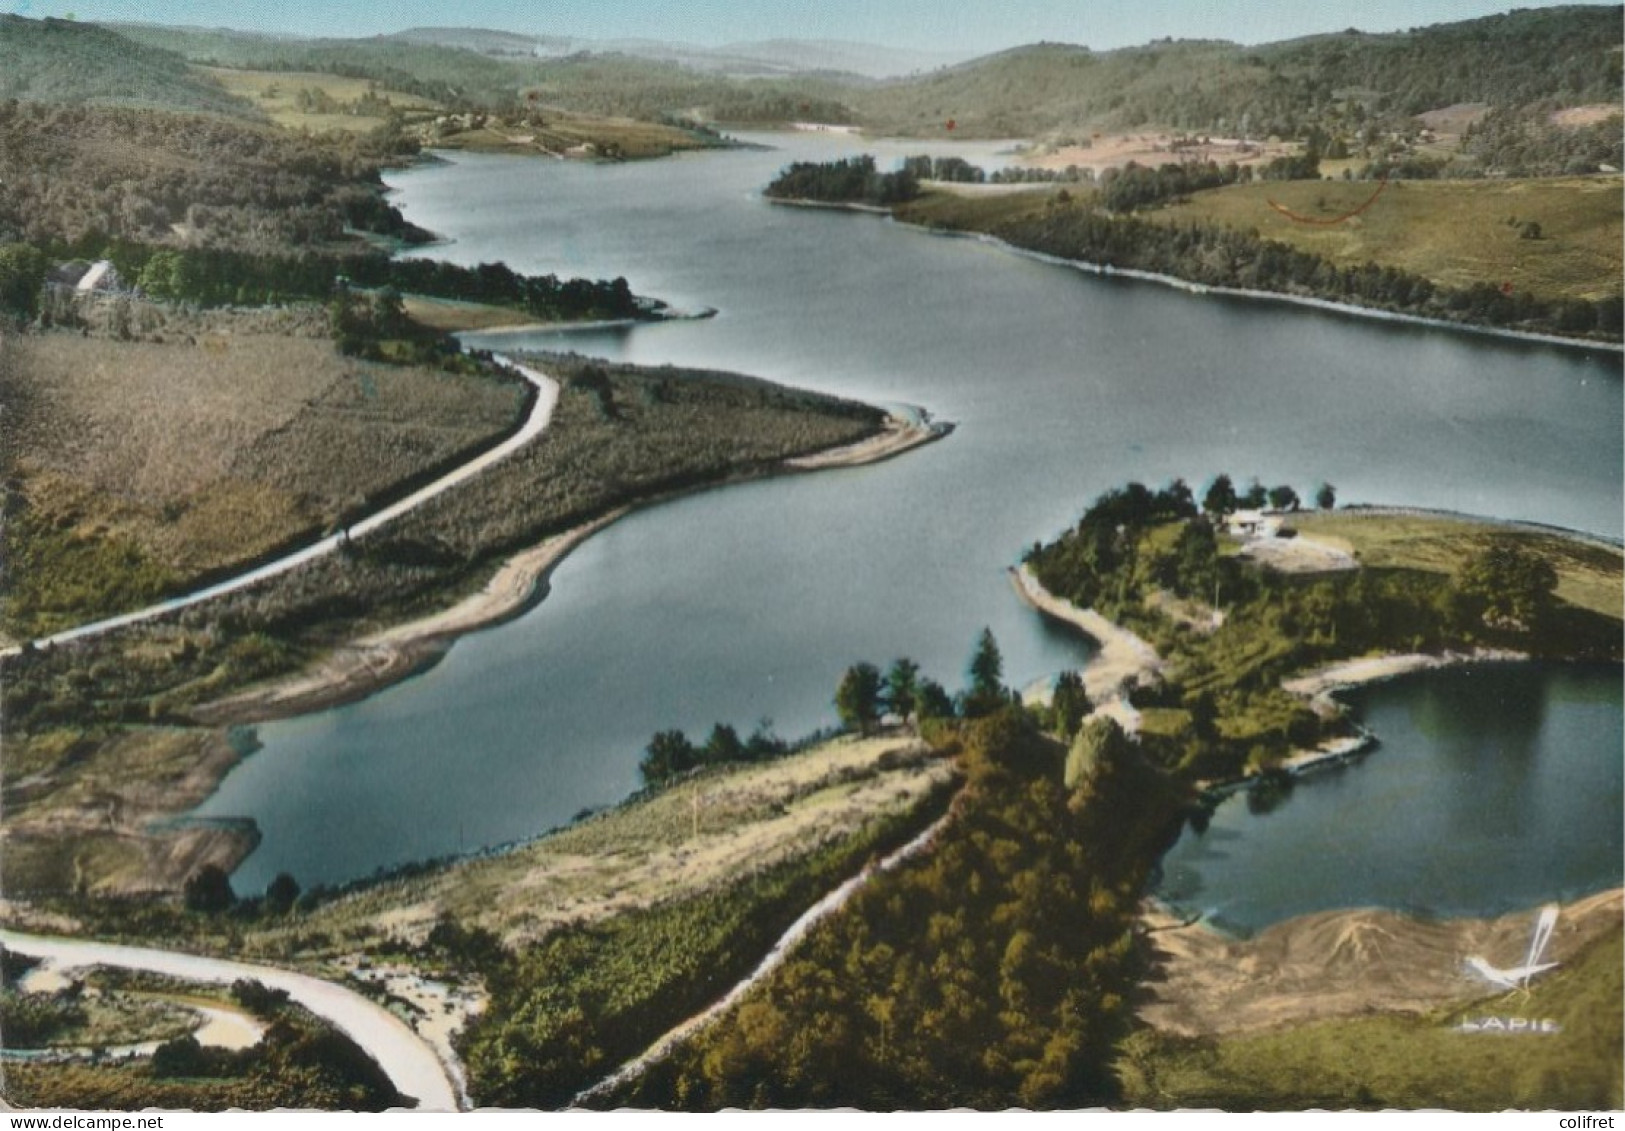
[195,133,1623,903]
[1155,663,1624,933]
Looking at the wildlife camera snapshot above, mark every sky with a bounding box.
[10,0,1610,56]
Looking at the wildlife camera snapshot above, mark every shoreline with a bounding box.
[1138,885,1624,1039]
[193,411,946,727]
[830,201,1622,354]
[1007,564,1164,712]
[924,224,1625,354]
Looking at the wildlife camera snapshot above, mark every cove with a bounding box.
[1155,662,1624,933]
[194,132,1623,893]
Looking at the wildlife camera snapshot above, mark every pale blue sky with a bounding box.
[17,0,1611,56]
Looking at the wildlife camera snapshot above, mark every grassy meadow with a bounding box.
[1294,510,1624,620]
[201,67,441,134]
[1,321,525,637]
[1150,175,1623,304]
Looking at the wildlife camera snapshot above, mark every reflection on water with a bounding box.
[195,137,1623,890]
[1157,664,1623,931]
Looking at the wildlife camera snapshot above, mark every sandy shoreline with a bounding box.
[1283,648,1532,711]
[1008,565,1164,716]
[194,412,944,727]
[1139,887,1624,1038]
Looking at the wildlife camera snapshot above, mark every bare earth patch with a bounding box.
[1141,888,1623,1037]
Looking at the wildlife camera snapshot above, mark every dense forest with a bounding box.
[0,100,650,329]
[849,6,1623,139]
[609,706,1184,1108]
[764,155,920,206]
[0,15,260,117]
[0,101,419,254]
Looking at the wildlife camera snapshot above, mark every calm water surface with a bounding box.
[1156,664,1624,932]
[196,134,1623,898]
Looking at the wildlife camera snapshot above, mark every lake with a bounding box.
[1155,662,1624,933]
[195,133,1623,905]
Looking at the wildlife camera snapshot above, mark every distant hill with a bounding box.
[103,23,862,123]
[0,16,260,117]
[848,5,1624,137]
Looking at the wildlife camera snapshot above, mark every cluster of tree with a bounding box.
[1099,160,1252,213]
[461,795,958,1108]
[835,629,1018,735]
[0,14,261,118]
[954,199,1622,342]
[1257,148,1322,182]
[1025,478,1610,782]
[1459,105,1625,178]
[0,982,88,1047]
[17,240,645,333]
[183,864,304,918]
[764,156,919,206]
[637,721,790,788]
[148,982,402,1111]
[0,101,422,255]
[0,242,48,319]
[615,708,1185,1109]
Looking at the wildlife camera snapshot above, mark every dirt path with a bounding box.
[0,930,461,1111]
[2,355,558,657]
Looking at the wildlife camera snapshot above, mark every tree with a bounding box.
[1455,541,1559,631]
[1049,671,1093,739]
[885,658,920,721]
[639,730,697,787]
[915,678,956,721]
[1065,716,1131,790]
[1267,484,1300,511]
[0,244,47,319]
[835,663,884,733]
[1201,474,1236,518]
[264,872,301,916]
[1315,482,1337,510]
[183,864,235,914]
[962,628,1007,718]
[702,723,744,765]
[1240,478,1268,509]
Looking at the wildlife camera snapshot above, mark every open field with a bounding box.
[1151,175,1623,304]
[1,324,524,636]
[1018,132,1300,176]
[1127,893,1623,1110]
[399,295,546,333]
[426,112,717,160]
[1294,510,1624,620]
[201,67,441,134]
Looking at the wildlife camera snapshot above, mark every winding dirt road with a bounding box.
[2,355,557,656]
[0,930,460,1111]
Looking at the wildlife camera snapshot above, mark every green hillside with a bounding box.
[106,23,858,123]
[0,16,259,118]
[849,5,1623,137]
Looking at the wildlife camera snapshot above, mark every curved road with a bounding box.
[3,355,557,656]
[0,930,460,1111]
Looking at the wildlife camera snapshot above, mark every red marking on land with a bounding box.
[1265,175,1390,225]
[1501,281,1514,294]
[945,118,956,131]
